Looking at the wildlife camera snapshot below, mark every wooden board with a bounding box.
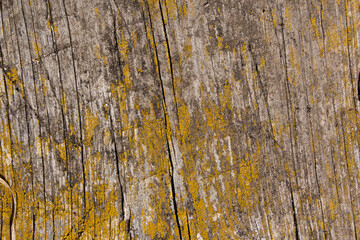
[0,0,359,239]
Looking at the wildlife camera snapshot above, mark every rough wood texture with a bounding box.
[0,0,359,239]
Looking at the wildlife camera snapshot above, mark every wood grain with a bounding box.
[0,0,360,239]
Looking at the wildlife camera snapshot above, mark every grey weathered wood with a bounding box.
[0,0,360,239]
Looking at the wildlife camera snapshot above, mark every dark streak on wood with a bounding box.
[279,13,300,240]
[61,0,87,222]
[145,2,183,239]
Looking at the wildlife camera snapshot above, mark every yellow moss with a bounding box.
[42,136,51,158]
[94,7,100,18]
[111,84,130,131]
[288,45,299,87]
[271,11,277,29]
[183,37,193,59]
[167,0,178,20]
[56,143,67,165]
[33,34,41,58]
[204,46,210,61]
[4,67,22,96]
[60,90,68,113]
[94,45,108,66]
[143,210,168,238]
[328,198,337,220]
[68,123,76,138]
[285,5,292,30]
[117,27,132,89]
[232,48,237,59]
[140,103,169,173]
[217,36,223,49]
[182,1,189,18]
[47,21,59,37]
[193,198,209,239]
[35,136,43,157]
[142,176,177,238]
[177,100,192,143]
[132,30,137,49]
[0,176,14,239]
[241,42,248,63]
[326,21,341,53]
[219,81,233,112]
[85,108,99,146]
[41,75,48,95]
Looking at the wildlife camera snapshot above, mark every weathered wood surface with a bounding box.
[0,0,360,239]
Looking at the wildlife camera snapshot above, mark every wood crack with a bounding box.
[279,14,300,240]
[61,0,87,219]
[145,2,183,239]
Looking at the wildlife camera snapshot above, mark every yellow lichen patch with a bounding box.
[132,30,137,50]
[217,36,223,50]
[141,176,178,238]
[143,18,159,73]
[61,90,68,113]
[79,184,120,238]
[117,29,132,89]
[177,99,192,144]
[219,80,233,112]
[5,67,23,96]
[111,83,130,130]
[35,136,43,157]
[309,14,324,55]
[94,7,100,18]
[42,136,51,158]
[166,0,178,20]
[285,5,292,30]
[142,208,167,239]
[85,108,99,146]
[53,22,59,38]
[0,123,12,166]
[200,83,227,131]
[143,201,169,238]
[41,75,49,96]
[14,186,33,239]
[265,31,271,45]
[94,45,108,66]
[141,0,160,19]
[288,45,300,87]
[68,123,76,137]
[344,0,353,47]
[271,10,277,29]
[183,37,193,60]
[204,46,210,61]
[181,1,189,18]
[139,104,169,173]
[0,183,14,239]
[191,197,209,239]
[327,198,337,220]
[56,143,67,165]
[260,56,266,69]
[33,34,41,58]
[241,42,249,74]
[103,128,111,145]
[47,21,59,38]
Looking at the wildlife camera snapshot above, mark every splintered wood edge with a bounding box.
[0,175,16,240]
